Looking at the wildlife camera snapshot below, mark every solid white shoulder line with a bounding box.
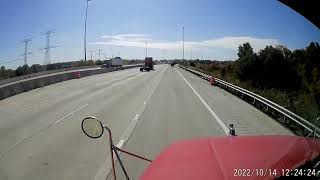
[175,68,229,135]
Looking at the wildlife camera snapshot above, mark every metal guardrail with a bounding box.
[179,65,320,138]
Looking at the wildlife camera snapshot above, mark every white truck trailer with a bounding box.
[101,57,123,68]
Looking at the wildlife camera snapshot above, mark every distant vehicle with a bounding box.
[140,57,154,71]
[110,57,123,67]
[170,62,175,67]
[60,64,72,68]
[101,57,123,68]
[101,63,108,68]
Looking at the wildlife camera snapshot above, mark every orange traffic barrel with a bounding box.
[209,76,216,85]
[74,72,81,78]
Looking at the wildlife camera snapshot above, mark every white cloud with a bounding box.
[90,34,281,60]
[91,34,280,52]
[101,34,152,42]
[203,37,280,52]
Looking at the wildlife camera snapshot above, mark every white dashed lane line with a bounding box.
[1,103,89,158]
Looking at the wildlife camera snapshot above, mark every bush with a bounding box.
[189,61,195,67]
[190,41,320,125]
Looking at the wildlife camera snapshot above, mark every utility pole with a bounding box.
[163,49,165,60]
[22,38,32,65]
[145,42,148,57]
[182,26,184,61]
[98,49,102,60]
[41,30,57,65]
[89,50,94,61]
[84,0,92,61]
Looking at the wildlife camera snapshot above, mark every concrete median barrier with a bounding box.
[0,65,142,100]
[0,65,100,86]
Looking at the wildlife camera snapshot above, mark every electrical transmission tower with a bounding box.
[98,49,102,60]
[22,38,32,65]
[41,30,57,65]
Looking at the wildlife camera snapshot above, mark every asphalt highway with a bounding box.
[0,65,292,180]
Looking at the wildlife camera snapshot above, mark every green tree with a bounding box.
[15,66,23,76]
[0,66,6,79]
[30,64,42,73]
[235,42,258,81]
[237,42,254,58]
[95,60,103,65]
[257,45,300,90]
[189,61,195,67]
[0,66,5,74]
[305,42,320,83]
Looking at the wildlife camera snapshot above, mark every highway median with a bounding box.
[0,64,143,101]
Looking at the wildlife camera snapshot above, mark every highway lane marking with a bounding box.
[54,104,88,124]
[117,139,125,148]
[175,68,229,134]
[94,65,168,180]
[1,67,143,158]
[96,71,140,87]
[93,96,149,180]
[111,139,126,163]
[0,104,89,159]
[94,89,152,180]
[110,139,126,164]
[133,114,140,121]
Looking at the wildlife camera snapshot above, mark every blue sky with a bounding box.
[0,0,319,68]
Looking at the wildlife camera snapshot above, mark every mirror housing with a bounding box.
[81,116,104,138]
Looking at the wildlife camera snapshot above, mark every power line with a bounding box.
[22,38,32,65]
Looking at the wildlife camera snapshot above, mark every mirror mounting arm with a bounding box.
[103,125,118,180]
[81,117,152,180]
[103,125,152,180]
[114,146,152,162]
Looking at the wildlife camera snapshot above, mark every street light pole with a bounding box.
[182,26,184,61]
[163,49,165,60]
[84,0,91,61]
[145,42,148,58]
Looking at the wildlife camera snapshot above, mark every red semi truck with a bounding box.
[140,57,154,71]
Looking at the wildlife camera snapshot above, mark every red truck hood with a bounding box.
[140,135,320,180]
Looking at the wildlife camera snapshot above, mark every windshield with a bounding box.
[0,0,319,180]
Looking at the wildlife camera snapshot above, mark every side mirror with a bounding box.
[81,116,104,138]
